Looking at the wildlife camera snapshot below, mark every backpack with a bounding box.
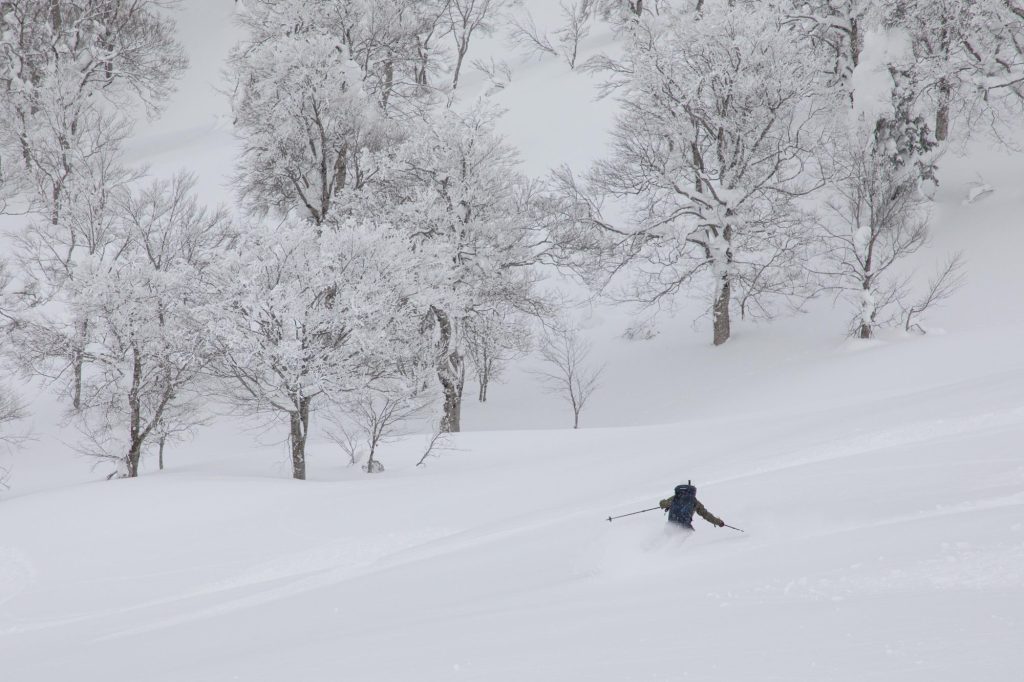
[668,484,697,527]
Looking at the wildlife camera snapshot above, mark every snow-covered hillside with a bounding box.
[1,1,1023,680]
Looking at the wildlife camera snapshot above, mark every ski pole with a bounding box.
[607,506,661,522]
[723,523,745,532]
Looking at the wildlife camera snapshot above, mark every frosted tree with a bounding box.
[0,1,186,115]
[382,106,544,431]
[0,386,25,445]
[0,0,186,219]
[785,0,1024,143]
[325,373,436,474]
[0,261,27,448]
[443,0,511,91]
[464,307,529,402]
[12,117,140,409]
[0,380,26,488]
[209,219,422,480]
[229,25,385,224]
[56,175,233,478]
[239,0,453,108]
[811,49,962,339]
[558,1,828,345]
[508,0,595,70]
[802,10,965,339]
[0,0,186,409]
[887,0,1024,142]
[814,129,963,338]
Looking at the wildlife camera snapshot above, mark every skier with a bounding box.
[659,481,726,530]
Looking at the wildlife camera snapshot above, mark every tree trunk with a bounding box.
[126,346,143,478]
[858,279,874,339]
[935,79,952,142]
[441,378,461,433]
[158,434,166,471]
[452,41,469,91]
[416,34,431,86]
[71,318,87,410]
[126,439,142,478]
[72,353,83,410]
[289,397,311,480]
[712,226,733,346]
[431,306,463,433]
[381,60,394,111]
[713,275,731,346]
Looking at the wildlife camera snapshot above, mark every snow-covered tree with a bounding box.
[804,11,964,339]
[0,259,27,448]
[786,0,1024,143]
[229,19,387,224]
[443,0,511,91]
[231,0,522,224]
[1,0,186,410]
[464,307,529,402]
[12,114,140,409]
[0,385,25,445]
[559,1,828,345]
[325,372,436,474]
[886,0,1024,142]
[508,0,595,70]
[209,219,423,480]
[0,0,186,112]
[381,105,545,431]
[813,130,964,339]
[237,0,451,110]
[0,0,186,218]
[58,174,232,477]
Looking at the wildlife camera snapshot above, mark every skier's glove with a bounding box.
[717,520,726,528]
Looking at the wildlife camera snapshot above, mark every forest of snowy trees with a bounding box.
[1,0,1022,481]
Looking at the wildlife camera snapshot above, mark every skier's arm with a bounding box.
[695,499,725,527]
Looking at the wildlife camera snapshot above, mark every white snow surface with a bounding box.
[2,2,1024,680]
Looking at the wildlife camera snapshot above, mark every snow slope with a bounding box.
[1,1,1023,680]
[2,364,1023,680]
